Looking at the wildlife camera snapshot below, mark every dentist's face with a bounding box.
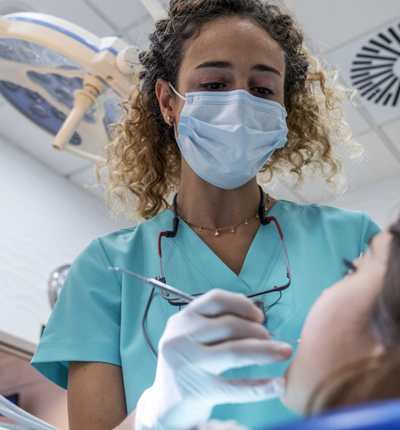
[281,229,392,414]
[172,16,286,126]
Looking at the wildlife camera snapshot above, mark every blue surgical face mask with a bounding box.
[169,83,288,190]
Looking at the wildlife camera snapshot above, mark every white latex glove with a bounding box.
[135,289,292,430]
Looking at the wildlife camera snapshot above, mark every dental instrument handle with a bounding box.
[148,277,195,302]
[105,264,196,302]
[267,331,301,345]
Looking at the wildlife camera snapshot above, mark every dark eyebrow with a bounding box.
[194,61,282,77]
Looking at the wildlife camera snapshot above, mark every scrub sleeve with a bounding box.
[31,201,381,429]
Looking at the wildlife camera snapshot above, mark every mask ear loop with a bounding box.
[169,82,187,101]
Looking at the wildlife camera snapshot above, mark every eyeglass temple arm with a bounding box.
[266,216,291,281]
[157,194,180,281]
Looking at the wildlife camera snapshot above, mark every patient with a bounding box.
[281,216,400,414]
[197,217,400,430]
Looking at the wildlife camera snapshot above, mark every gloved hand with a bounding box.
[135,289,292,430]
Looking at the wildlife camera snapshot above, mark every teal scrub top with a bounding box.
[31,200,380,429]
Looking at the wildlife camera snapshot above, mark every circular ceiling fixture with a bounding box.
[0,1,165,162]
[350,23,400,107]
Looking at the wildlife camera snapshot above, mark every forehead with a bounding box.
[180,16,286,74]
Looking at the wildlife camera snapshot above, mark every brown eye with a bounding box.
[251,87,275,96]
[201,82,225,90]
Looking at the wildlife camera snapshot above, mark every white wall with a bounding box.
[0,136,128,345]
[327,176,400,229]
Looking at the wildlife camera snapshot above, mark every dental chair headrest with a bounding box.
[265,399,400,430]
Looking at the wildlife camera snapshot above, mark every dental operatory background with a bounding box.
[0,0,399,428]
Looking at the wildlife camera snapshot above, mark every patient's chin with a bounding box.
[280,389,306,416]
[279,368,307,415]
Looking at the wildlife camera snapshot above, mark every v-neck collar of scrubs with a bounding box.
[148,200,294,295]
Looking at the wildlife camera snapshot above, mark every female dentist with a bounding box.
[31,1,380,429]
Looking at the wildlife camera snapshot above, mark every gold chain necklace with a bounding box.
[179,194,271,236]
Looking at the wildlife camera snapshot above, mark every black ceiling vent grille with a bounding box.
[351,23,400,107]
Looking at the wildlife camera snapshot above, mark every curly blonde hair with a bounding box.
[96,0,361,221]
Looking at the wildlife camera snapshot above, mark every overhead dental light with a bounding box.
[0,0,164,162]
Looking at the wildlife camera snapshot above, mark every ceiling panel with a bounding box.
[271,128,400,205]
[68,165,139,227]
[264,178,306,204]
[0,0,115,37]
[68,163,106,202]
[324,0,400,52]
[125,16,155,51]
[283,0,338,52]
[82,0,150,32]
[343,129,400,187]
[271,171,342,205]
[343,101,371,136]
[284,0,400,53]
[382,118,400,153]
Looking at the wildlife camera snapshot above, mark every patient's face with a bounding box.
[281,229,392,414]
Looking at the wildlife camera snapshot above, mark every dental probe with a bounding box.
[99,251,300,344]
[99,251,195,302]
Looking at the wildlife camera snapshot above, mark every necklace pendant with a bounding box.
[215,230,219,236]
[199,227,202,231]
[244,220,248,225]
[231,228,235,233]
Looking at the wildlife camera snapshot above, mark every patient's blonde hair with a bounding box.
[96,0,361,220]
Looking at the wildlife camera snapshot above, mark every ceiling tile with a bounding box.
[343,101,371,136]
[0,104,91,175]
[68,165,137,227]
[266,179,308,204]
[273,174,340,205]
[382,118,400,153]
[82,0,150,32]
[283,0,339,52]
[125,16,155,51]
[343,129,400,188]
[325,1,400,52]
[67,163,106,202]
[268,127,400,205]
[0,0,115,37]
[326,176,400,229]
[285,0,400,53]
